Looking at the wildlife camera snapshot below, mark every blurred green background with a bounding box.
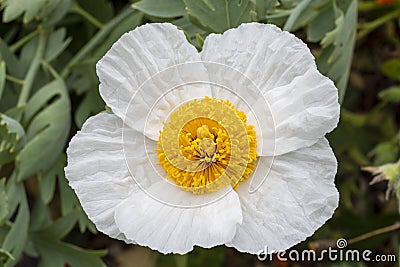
[0,0,399,266]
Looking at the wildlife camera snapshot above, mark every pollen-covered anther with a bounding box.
[156,97,258,194]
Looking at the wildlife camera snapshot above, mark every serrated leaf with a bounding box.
[0,179,8,225]
[0,113,26,166]
[44,28,71,62]
[379,86,400,102]
[132,0,185,18]
[2,0,46,23]
[30,212,106,267]
[16,79,71,181]
[37,211,79,240]
[35,240,106,267]
[1,0,67,24]
[317,0,357,103]
[184,0,255,33]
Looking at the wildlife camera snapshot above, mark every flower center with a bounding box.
[156,97,257,194]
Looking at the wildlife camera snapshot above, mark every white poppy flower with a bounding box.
[65,22,340,255]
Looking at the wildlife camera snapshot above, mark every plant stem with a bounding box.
[358,9,400,39]
[347,222,400,245]
[60,7,134,78]
[17,30,47,107]
[6,75,25,86]
[309,222,400,251]
[70,2,104,29]
[358,1,378,12]
[41,59,61,80]
[10,29,40,52]
[174,254,188,267]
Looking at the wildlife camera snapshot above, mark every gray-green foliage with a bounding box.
[0,0,358,266]
[0,0,142,266]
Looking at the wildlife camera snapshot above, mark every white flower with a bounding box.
[65,23,340,255]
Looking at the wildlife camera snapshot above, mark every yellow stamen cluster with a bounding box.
[157,97,257,194]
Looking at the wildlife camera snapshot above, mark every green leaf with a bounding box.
[2,0,45,23]
[307,3,336,42]
[1,0,68,24]
[184,0,255,33]
[70,63,105,128]
[132,0,186,18]
[41,0,71,26]
[379,86,400,102]
[173,16,205,48]
[59,174,78,216]
[74,87,104,128]
[0,113,26,166]
[195,33,204,49]
[90,11,143,61]
[283,0,331,32]
[5,174,20,216]
[0,39,22,78]
[370,142,399,165]
[317,0,357,103]
[173,16,205,38]
[283,0,313,31]
[39,154,66,204]
[58,173,96,233]
[35,240,106,267]
[381,59,400,81]
[30,213,106,267]
[29,197,52,233]
[2,180,29,266]
[16,79,71,181]
[0,179,8,226]
[44,28,71,62]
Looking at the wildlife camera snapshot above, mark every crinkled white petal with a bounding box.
[228,138,339,254]
[97,23,212,139]
[114,182,242,254]
[264,68,339,155]
[65,113,137,240]
[201,23,339,155]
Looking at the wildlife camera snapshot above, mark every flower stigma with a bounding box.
[157,97,257,194]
